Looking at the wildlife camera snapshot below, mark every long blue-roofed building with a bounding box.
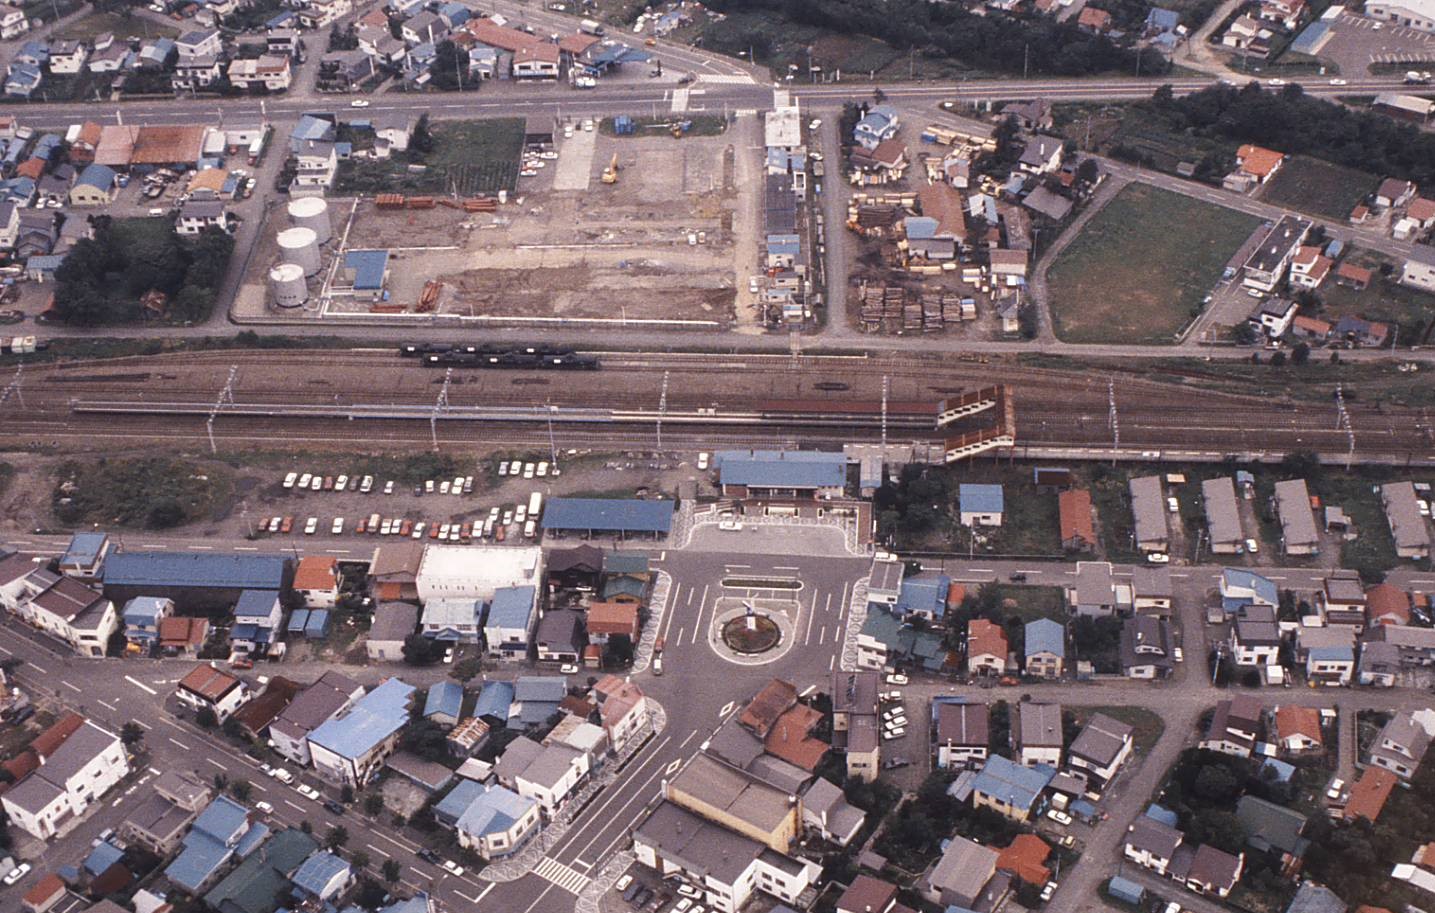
[541,498,674,540]
[102,551,290,613]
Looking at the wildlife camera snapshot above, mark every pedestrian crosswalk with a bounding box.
[671,88,690,113]
[696,73,757,84]
[535,856,591,895]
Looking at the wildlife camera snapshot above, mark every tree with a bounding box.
[1291,341,1311,365]
[1270,350,1287,367]
[402,633,444,666]
[1075,158,1100,185]
[1233,322,1259,345]
[196,707,218,729]
[430,40,471,91]
[411,114,436,155]
[340,785,355,805]
[230,779,252,801]
[325,825,349,849]
[1194,764,1240,802]
[121,722,145,747]
[382,859,402,883]
[300,819,313,834]
[364,793,385,816]
[351,850,371,871]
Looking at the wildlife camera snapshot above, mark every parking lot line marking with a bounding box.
[773,565,800,571]
[475,883,495,903]
[453,890,479,903]
[29,661,47,673]
[366,843,391,858]
[684,585,694,607]
[0,645,10,655]
[97,699,117,711]
[168,737,192,751]
[62,680,81,693]
[829,655,835,672]
[818,625,826,645]
[124,675,157,695]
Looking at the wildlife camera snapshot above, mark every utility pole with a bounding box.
[1023,44,1029,80]
[431,367,451,452]
[547,403,559,472]
[1335,383,1355,469]
[0,365,23,408]
[881,374,889,453]
[656,370,669,452]
[206,366,238,455]
[1107,378,1120,466]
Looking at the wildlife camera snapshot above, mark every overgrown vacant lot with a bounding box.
[1260,156,1377,221]
[53,458,234,529]
[1046,183,1263,345]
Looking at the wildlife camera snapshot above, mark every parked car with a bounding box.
[417,848,440,865]
[324,799,345,815]
[882,727,905,740]
[441,859,465,877]
[304,517,318,535]
[283,472,297,489]
[255,800,274,814]
[270,768,295,784]
[296,784,321,800]
[885,673,909,685]
[615,874,634,893]
[560,663,579,674]
[1046,808,1073,826]
[3,862,31,885]
[332,517,345,534]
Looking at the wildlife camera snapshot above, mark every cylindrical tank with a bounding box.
[269,263,307,308]
[276,226,321,277]
[287,196,332,245]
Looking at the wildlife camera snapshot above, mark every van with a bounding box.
[368,512,381,533]
[653,656,663,676]
[523,519,536,538]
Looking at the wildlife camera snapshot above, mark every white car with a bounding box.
[283,472,298,489]
[1046,808,1073,826]
[697,451,710,470]
[885,716,908,730]
[1173,646,1184,662]
[360,475,374,493]
[1329,78,1348,85]
[676,900,694,913]
[808,118,821,129]
[310,476,322,491]
[498,461,509,476]
[1041,881,1058,902]
[380,519,393,536]
[441,860,465,877]
[255,800,274,814]
[425,480,435,494]
[676,885,702,899]
[296,784,321,800]
[1167,496,1179,513]
[440,481,450,495]
[1266,78,1287,86]
[412,522,426,539]
[332,517,345,535]
[523,463,536,479]
[1146,552,1170,564]
[335,474,349,491]
[1245,538,1259,553]
[304,517,318,535]
[298,473,312,489]
[268,517,282,533]
[885,673,909,685]
[384,480,394,495]
[350,99,370,107]
[560,663,579,674]
[443,647,455,665]
[453,475,465,492]
[3,862,31,886]
[882,727,905,740]
[883,708,903,722]
[616,874,634,892]
[271,768,295,784]
[537,461,549,477]
[718,520,744,531]
[439,523,452,540]
[1326,778,1345,800]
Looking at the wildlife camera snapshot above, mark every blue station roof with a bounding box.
[542,498,673,534]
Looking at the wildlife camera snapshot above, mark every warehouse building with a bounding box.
[102,552,290,614]
[541,498,675,541]
[414,545,542,604]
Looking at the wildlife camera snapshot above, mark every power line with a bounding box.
[431,367,452,452]
[656,370,669,452]
[1107,378,1120,466]
[1335,383,1355,470]
[205,366,238,455]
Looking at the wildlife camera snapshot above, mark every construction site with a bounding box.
[233,117,754,329]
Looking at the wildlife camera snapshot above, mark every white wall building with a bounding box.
[1,720,129,840]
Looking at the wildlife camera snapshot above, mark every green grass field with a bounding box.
[1315,254,1435,346]
[336,118,524,196]
[56,10,179,41]
[1261,156,1377,221]
[1047,183,1264,344]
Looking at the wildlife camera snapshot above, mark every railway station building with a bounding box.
[541,498,675,541]
[715,450,848,499]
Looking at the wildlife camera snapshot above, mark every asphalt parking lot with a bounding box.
[1314,12,1435,76]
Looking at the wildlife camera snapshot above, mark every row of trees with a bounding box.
[702,0,1166,77]
[52,219,235,325]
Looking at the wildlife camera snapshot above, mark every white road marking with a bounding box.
[453,889,480,903]
[718,700,735,717]
[234,546,258,551]
[557,735,672,859]
[284,799,306,812]
[62,680,81,693]
[187,545,215,551]
[206,758,226,769]
[124,675,158,695]
[475,883,495,903]
[829,654,836,672]
[0,645,10,655]
[168,737,192,750]
[366,843,391,858]
[680,729,700,748]
[371,829,419,852]
[29,661,47,673]
[97,699,117,711]
[533,856,590,894]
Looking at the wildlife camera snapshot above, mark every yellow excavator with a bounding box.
[601,152,619,184]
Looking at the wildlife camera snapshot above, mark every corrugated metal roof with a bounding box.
[424,681,463,720]
[103,552,286,590]
[959,483,1004,515]
[308,678,415,760]
[542,498,673,533]
[716,449,846,489]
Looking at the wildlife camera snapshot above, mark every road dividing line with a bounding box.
[187,545,215,550]
[284,799,306,812]
[206,758,226,769]
[62,680,81,693]
[125,675,158,695]
[97,699,117,711]
[679,729,700,748]
[234,546,259,551]
[168,737,192,751]
[818,625,826,645]
[372,829,419,852]
[29,661,47,673]
[367,843,391,858]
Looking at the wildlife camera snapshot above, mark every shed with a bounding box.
[424,681,464,726]
[1107,875,1144,905]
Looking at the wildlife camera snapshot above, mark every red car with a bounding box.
[280,516,294,534]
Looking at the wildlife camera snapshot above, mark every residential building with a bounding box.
[175,199,227,236]
[1235,144,1285,183]
[292,555,339,608]
[1058,488,1096,552]
[1024,618,1065,679]
[1016,702,1063,767]
[535,610,584,663]
[48,41,88,74]
[1401,246,1435,291]
[958,483,1004,527]
[175,664,250,722]
[1382,481,1431,558]
[270,672,366,766]
[1067,560,1118,616]
[308,677,415,787]
[483,585,539,659]
[230,588,283,655]
[1202,477,1243,553]
[1129,475,1169,553]
[1343,766,1397,823]
[512,676,567,726]
[1066,712,1133,790]
[665,752,799,853]
[1274,478,1320,554]
[292,139,338,191]
[1132,566,1173,615]
[1296,626,1356,685]
[1,9,28,39]
[162,795,261,893]
[177,28,223,57]
[120,770,210,854]
[422,598,482,642]
[424,681,463,728]
[802,777,865,847]
[454,783,541,859]
[849,140,909,185]
[1249,297,1299,337]
[593,674,650,753]
[1220,568,1278,613]
[1242,215,1312,292]
[1120,615,1173,679]
[585,601,639,644]
[1367,583,1412,628]
[935,701,989,769]
[967,619,1008,677]
[854,105,899,150]
[230,676,300,739]
[122,596,173,650]
[1289,246,1333,289]
[831,670,880,782]
[1125,813,1183,875]
[367,603,418,661]
[970,754,1054,821]
[2,720,129,840]
[158,617,209,657]
[1018,135,1064,173]
[1230,604,1282,667]
[835,874,898,913]
[1369,708,1435,779]
[227,55,293,91]
[19,573,117,657]
[1358,639,1401,687]
[60,532,109,580]
[510,741,586,814]
[369,542,423,601]
[1172,844,1244,897]
[922,835,998,908]
[1200,695,1264,757]
[172,54,223,91]
[1274,705,1323,753]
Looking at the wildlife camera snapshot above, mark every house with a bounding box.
[1243,215,1312,292]
[402,11,446,46]
[47,41,88,75]
[1367,583,1411,627]
[1121,616,1174,679]
[158,617,209,657]
[5,63,43,99]
[1343,766,1397,823]
[1078,6,1112,30]
[19,573,117,657]
[367,603,418,662]
[967,619,1008,676]
[483,585,539,659]
[831,670,881,782]
[318,50,375,91]
[369,542,423,602]
[161,793,263,893]
[1292,315,1333,340]
[1336,262,1373,290]
[306,677,414,786]
[662,750,803,857]
[1315,571,1366,629]
[546,545,604,593]
[935,701,989,769]
[593,674,649,753]
[1376,177,1418,209]
[1274,705,1323,753]
[1249,297,1299,337]
[854,105,900,150]
[291,556,339,608]
[177,28,223,57]
[1172,844,1244,897]
[1125,813,1184,875]
[1001,99,1053,130]
[175,664,250,722]
[227,55,293,91]
[1221,568,1278,613]
[120,770,211,856]
[1203,477,1244,553]
[1382,481,1430,558]
[292,140,339,192]
[971,754,1054,821]
[1289,246,1333,288]
[1236,145,1285,183]
[922,835,999,909]
[230,676,300,740]
[849,140,909,185]
[1058,488,1096,552]
[1231,604,1282,667]
[454,783,541,858]
[422,599,481,642]
[1133,566,1173,615]
[1016,703,1063,767]
[585,601,639,644]
[958,483,1004,527]
[1067,560,1118,616]
[1369,708,1435,779]
[1024,618,1065,679]
[1358,639,1401,688]
[122,596,173,651]
[1067,713,1133,790]
[1296,626,1356,685]
[1199,695,1263,759]
[175,199,228,237]
[632,799,820,913]
[201,827,317,913]
[230,589,283,655]
[803,777,865,847]
[0,9,28,40]
[836,874,899,913]
[535,610,584,663]
[424,681,463,728]
[1272,478,1320,554]
[2,720,129,840]
[1130,475,1169,553]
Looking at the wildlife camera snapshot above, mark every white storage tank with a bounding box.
[276,226,321,276]
[269,263,308,308]
[287,196,332,245]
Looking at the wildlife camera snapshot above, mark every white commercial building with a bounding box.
[415,544,544,604]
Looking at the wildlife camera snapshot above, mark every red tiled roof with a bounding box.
[15,158,43,180]
[586,601,638,637]
[22,873,65,908]
[159,616,208,647]
[1059,488,1096,546]
[1078,6,1111,28]
[968,618,1008,660]
[763,702,827,771]
[292,555,338,592]
[836,874,898,913]
[1367,583,1411,625]
[739,679,798,736]
[178,663,240,702]
[558,32,599,55]
[997,833,1052,886]
[1409,198,1435,222]
[1336,262,1373,284]
[459,18,540,52]
[1343,766,1396,822]
[1237,144,1284,179]
[1274,706,1322,746]
[31,711,84,760]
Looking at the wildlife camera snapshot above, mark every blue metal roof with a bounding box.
[716,450,846,490]
[485,586,536,631]
[165,795,254,891]
[1144,803,1179,827]
[84,840,124,875]
[424,681,463,720]
[235,589,279,618]
[456,783,535,838]
[473,681,514,721]
[76,163,117,191]
[1108,876,1144,904]
[1024,618,1065,659]
[291,850,351,896]
[435,777,486,823]
[894,574,950,617]
[1290,21,1331,56]
[343,249,388,289]
[103,552,286,590]
[1145,6,1180,30]
[1309,645,1353,662]
[123,596,169,625]
[1221,568,1278,607]
[304,610,330,638]
[959,483,1004,515]
[232,623,259,641]
[515,676,566,702]
[379,896,434,913]
[1261,757,1296,782]
[969,756,1054,812]
[64,531,107,566]
[288,610,310,633]
[904,216,938,240]
[542,498,673,534]
[308,678,415,760]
